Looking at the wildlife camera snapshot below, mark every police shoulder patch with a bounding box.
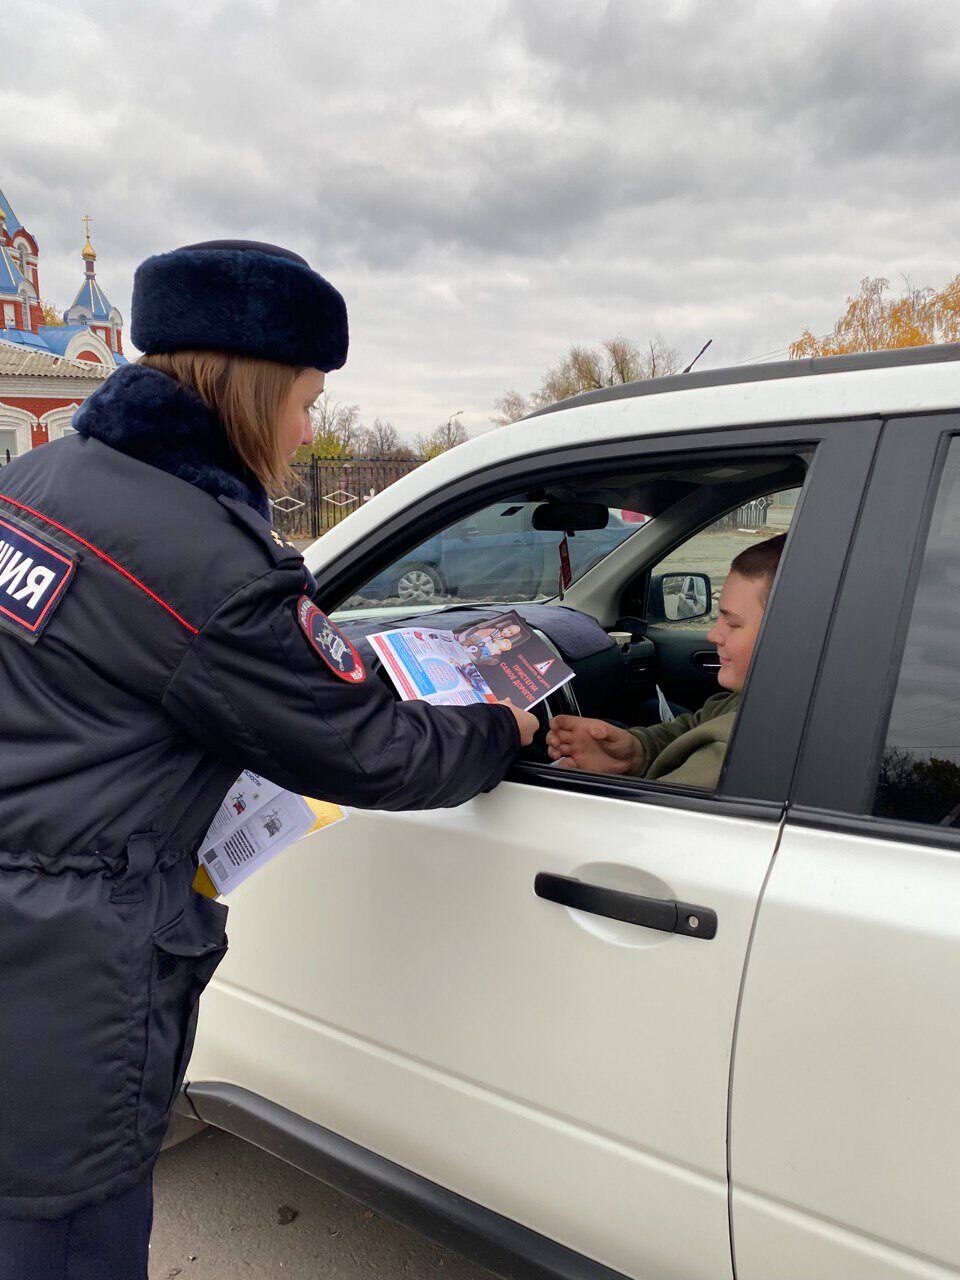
[0,514,77,644]
[296,596,366,683]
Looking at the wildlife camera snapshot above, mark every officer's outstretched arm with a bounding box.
[162,568,521,809]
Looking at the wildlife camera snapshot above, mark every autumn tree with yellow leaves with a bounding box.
[791,274,960,358]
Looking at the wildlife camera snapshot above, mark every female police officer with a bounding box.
[0,240,537,1279]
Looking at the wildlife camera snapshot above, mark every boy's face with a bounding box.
[706,570,768,693]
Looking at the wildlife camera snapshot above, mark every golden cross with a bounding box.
[82,214,92,239]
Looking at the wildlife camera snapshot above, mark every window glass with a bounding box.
[333,454,809,793]
[0,429,17,466]
[874,438,960,827]
[651,487,800,627]
[339,499,641,612]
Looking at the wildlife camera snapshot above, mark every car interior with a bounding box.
[333,448,810,779]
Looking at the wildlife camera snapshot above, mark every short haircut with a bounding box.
[138,350,302,493]
[730,532,787,603]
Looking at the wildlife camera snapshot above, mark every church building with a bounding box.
[0,187,124,464]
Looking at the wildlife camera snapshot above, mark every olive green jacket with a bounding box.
[629,692,741,789]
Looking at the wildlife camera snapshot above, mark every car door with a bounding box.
[730,416,960,1280]
[193,419,879,1280]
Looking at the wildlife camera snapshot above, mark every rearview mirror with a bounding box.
[647,572,712,623]
[532,501,609,531]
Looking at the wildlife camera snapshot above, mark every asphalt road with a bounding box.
[151,1126,499,1279]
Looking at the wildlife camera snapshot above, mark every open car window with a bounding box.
[337,499,646,614]
[331,451,812,798]
[649,487,801,628]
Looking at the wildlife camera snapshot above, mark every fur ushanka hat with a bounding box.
[131,239,348,371]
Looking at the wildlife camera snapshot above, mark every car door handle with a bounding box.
[534,873,717,940]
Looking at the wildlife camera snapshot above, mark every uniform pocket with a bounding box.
[137,892,227,1147]
[0,869,138,1206]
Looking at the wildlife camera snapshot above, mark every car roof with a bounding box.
[308,343,960,569]
[525,341,960,418]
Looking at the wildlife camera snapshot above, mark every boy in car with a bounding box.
[546,535,785,788]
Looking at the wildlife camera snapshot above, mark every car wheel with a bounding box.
[395,563,444,602]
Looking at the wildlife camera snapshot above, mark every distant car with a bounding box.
[183,345,960,1280]
[355,503,643,603]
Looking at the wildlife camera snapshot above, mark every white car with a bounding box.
[182,344,960,1280]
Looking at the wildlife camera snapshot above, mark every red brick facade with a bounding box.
[1,189,121,458]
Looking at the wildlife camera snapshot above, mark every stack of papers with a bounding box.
[194,769,347,897]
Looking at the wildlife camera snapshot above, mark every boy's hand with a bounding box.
[546,716,645,774]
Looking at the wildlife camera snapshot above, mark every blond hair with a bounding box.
[138,350,302,492]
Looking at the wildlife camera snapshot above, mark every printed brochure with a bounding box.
[193,769,347,897]
[369,610,574,710]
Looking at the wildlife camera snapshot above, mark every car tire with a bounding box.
[395,563,444,603]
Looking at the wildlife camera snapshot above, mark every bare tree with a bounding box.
[491,335,681,426]
[356,417,414,459]
[637,337,681,380]
[490,389,530,427]
[297,392,361,459]
[415,414,469,461]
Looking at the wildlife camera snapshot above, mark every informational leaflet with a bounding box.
[369,610,574,711]
[194,769,347,897]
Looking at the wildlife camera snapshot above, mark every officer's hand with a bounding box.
[546,715,645,774]
[499,700,540,747]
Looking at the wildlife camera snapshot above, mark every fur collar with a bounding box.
[73,364,271,518]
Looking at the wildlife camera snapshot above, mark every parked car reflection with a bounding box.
[355,503,646,604]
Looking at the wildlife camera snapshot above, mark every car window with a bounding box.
[873,437,960,828]
[332,452,815,799]
[339,498,640,611]
[464,503,531,535]
[650,488,801,627]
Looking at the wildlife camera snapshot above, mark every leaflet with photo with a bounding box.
[369,610,573,710]
[193,769,348,897]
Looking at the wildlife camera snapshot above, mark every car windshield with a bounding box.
[335,499,648,617]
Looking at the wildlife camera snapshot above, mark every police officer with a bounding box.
[0,240,538,1280]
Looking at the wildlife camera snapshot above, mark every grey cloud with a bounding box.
[4,0,960,439]
[507,0,960,167]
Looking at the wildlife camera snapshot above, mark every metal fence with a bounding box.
[269,457,420,540]
[715,489,800,532]
[716,495,771,531]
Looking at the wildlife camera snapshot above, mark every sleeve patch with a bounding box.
[0,515,77,644]
[296,596,366,683]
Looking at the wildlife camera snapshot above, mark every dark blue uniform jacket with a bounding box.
[0,366,519,1220]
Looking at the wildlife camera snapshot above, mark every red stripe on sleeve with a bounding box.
[0,493,200,635]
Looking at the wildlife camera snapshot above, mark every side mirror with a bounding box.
[646,572,712,623]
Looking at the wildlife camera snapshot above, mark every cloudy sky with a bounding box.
[4,0,959,440]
